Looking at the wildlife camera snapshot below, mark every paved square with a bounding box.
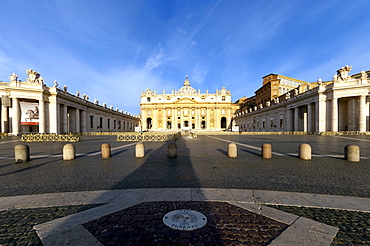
[1,134,370,245]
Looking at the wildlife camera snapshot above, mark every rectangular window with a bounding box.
[280,119,284,128]
[108,119,110,129]
[100,118,103,128]
[222,96,225,101]
[147,97,151,102]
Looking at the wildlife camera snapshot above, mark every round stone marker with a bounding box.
[163,209,207,231]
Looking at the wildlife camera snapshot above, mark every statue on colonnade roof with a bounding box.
[336,65,352,82]
[26,69,42,84]
[9,73,18,83]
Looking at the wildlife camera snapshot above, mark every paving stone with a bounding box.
[0,204,102,245]
[1,135,370,198]
[84,201,287,245]
[1,135,370,244]
[268,205,370,246]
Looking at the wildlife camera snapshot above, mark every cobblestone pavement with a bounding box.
[0,204,101,245]
[268,205,370,245]
[1,135,370,245]
[1,135,370,197]
[84,201,288,246]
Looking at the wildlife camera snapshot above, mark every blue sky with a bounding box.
[1,0,369,115]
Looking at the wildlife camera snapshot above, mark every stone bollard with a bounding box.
[63,143,76,160]
[101,143,111,159]
[261,143,272,159]
[14,144,30,163]
[168,142,177,158]
[299,143,311,160]
[228,143,237,158]
[345,145,360,162]
[135,142,145,158]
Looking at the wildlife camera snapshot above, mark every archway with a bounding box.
[201,121,206,129]
[221,117,227,129]
[146,117,152,129]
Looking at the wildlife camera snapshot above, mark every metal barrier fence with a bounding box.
[192,131,370,136]
[20,133,81,142]
[117,132,181,142]
[81,132,132,136]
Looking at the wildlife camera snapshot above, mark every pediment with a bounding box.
[175,97,198,104]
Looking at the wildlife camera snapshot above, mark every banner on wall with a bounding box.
[20,102,39,125]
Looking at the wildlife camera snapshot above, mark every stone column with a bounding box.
[180,108,184,129]
[48,101,59,134]
[303,107,308,132]
[348,98,356,131]
[81,110,87,132]
[141,109,147,130]
[1,100,8,133]
[195,108,200,129]
[307,103,313,132]
[62,104,68,133]
[75,109,80,133]
[367,101,370,131]
[331,98,338,131]
[286,108,292,131]
[12,98,20,135]
[359,95,366,132]
[215,107,219,129]
[316,94,326,132]
[173,108,177,130]
[163,108,166,130]
[294,107,299,131]
[39,99,45,133]
[152,108,157,129]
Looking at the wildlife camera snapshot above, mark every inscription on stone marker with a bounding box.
[163,209,207,231]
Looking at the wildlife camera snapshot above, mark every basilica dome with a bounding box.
[177,76,197,95]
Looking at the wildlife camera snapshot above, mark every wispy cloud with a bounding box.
[191,65,208,85]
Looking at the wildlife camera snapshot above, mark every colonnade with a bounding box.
[238,95,369,133]
[0,97,137,134]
